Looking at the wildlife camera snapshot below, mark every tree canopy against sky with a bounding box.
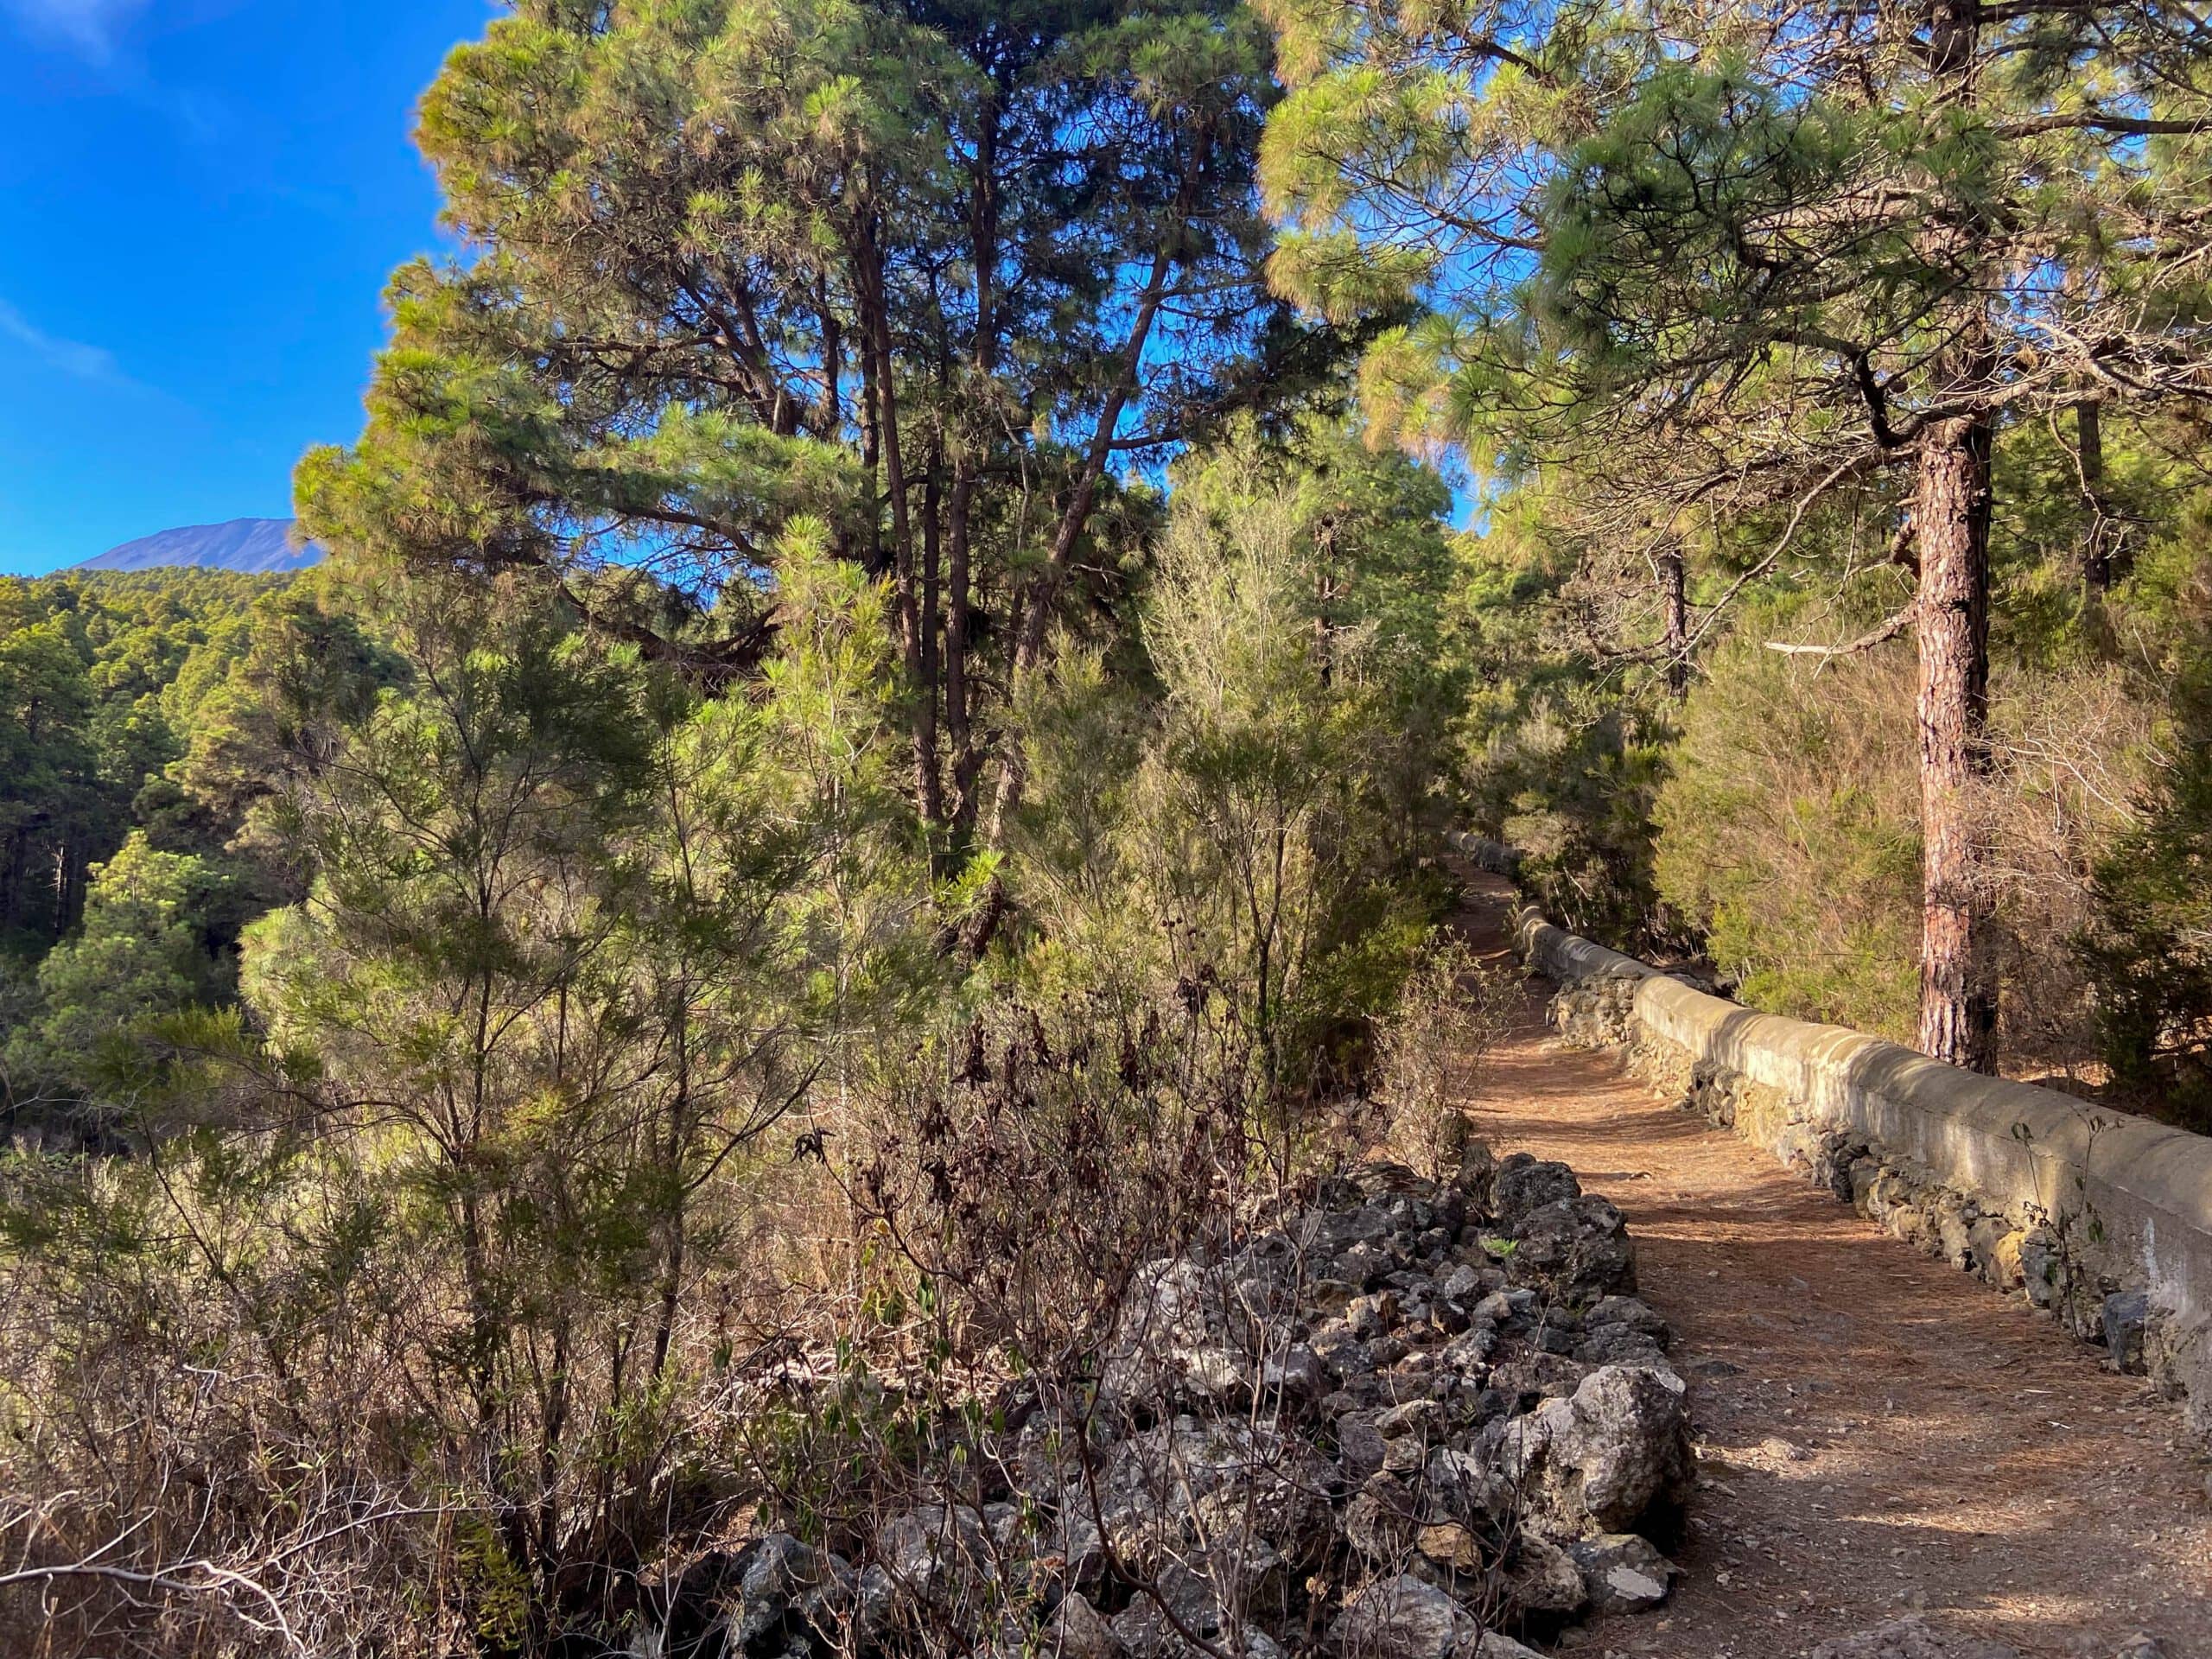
[298,0,1354,881]
[1259,0,2212,1069]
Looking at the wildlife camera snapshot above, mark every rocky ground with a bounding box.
[651,1150,1699,1658]
[638,864,2212,1659]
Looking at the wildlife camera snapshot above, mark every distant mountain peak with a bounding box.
[76,518,325,575]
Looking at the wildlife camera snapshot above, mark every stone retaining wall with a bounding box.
[1448,831,2212,1442]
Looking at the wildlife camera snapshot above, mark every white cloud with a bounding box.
[4,0,150,59]
[0,297,130,385]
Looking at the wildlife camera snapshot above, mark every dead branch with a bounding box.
[1765,603,1919,658]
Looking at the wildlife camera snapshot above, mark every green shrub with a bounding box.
[1654,613,1923,1037]
[2082,556,2212,1128]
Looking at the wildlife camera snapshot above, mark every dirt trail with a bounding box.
[1449,869,2212,1659]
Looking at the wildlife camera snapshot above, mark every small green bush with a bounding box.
[1653,609,1923,1038]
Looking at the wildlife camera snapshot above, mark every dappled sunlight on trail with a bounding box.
[1450,869,2212,1659]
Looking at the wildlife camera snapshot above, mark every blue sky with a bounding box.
[0,0,495,575]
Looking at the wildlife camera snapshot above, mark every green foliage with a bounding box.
[0,570,406,1136]
[0,476,1494,1643]
[1452,487,1681,948]
[2082,554,2212,1126]
[1014,423,1467,1090]
[1262,0,2212,1075]
[1654,607,1923,1035]
[296,0,1325,858]
[194,547,958,1643]
[160,574,400,880]
[1649,525,2196,1068]
[5,835,239,1119]
[0,0,1465,1627]
[1263,0,2212,479]
[1473,689,1678,948]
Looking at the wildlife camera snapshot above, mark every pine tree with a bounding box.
[1261,0,2212,1068]
[298,0,1327,875]
[0,620,96,940]
[5,834,234,1126]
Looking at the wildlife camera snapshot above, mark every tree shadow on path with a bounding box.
[1447,868,2212,1659]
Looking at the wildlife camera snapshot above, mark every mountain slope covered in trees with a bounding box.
[0,567,393,1139]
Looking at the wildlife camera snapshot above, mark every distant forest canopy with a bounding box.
[2,569,280,944]
[0,568,394,1133]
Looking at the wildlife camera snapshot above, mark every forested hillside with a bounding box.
[2,0,2208,1653]
[1,8,1483,1649]
[0,569,393,1141]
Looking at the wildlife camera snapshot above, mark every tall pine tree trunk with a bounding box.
[856,219,945,831]
[2075,397,2115,589]
[1909,0,2000,1073]
[1914,409,1999,1072]
[946,107,1001,843]
[1659,542,1688,697]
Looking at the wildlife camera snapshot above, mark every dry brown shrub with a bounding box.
[1984,664,2157,1077]
[1373,942,1518,1180]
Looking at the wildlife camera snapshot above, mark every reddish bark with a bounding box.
[1913,410,1999,1073]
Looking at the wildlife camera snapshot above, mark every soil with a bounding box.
[1450,869,2212,1659]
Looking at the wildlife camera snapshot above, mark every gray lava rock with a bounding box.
[1090,1417,1333,1580]
[873,1503,993,1608]
[1504,1363,1693,1538]
[1563,1364,1693,1531]
[729,1534,820,1646]
[1566,1532,1676,1612]
[1102,1255,1294,1406]
[725,1159,1689,1659]
[1504,1533,1586,1618]
[1347,1291,1402,1339]
[1337,1411,1387,1482]
[1344,1472,1417,1560]
[1049,1592,1121,1659]
[1424,1445,1512,1527]
[1583,1295,1669,1342]
[1325,1574,1481,1659]
[1469,1289,1517,1326]
[1438,1263,1485,1304]
[1573,1323,1668,1366]
[1440,1323,1498,1370]
[1338,1240,1398,1288]
[1264,1343,1328,1400]
[2102,1290,2152,1374]
[1109,1562,1218,1658]
[1508,1195,1637,1300]
[1491,1154,1581,1226]
[1452,1140,1499,1211]
[1112,1569,1286,1659]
